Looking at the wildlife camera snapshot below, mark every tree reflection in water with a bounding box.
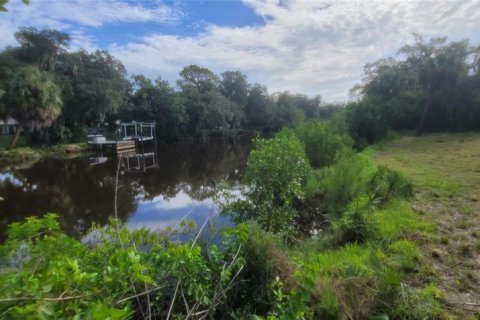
[0,136,253,240]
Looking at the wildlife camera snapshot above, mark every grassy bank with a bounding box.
[374,133,480,317]
[0,136,89,167]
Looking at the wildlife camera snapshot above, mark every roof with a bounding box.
[0,117,18,125]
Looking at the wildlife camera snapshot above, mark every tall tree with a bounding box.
[6,66,63,148]
[125,75,187,141]
[177,65,220,94]
[245,84,273,128]
[14,27,70,71]
[220,71,249,106]
[57,50,129,133]
[399,36,472,132]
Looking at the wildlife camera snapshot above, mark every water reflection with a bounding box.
[0,137,253,240]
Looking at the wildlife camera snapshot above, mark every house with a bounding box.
[0,117,18,135]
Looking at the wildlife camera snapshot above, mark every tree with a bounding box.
[351,35,480,136]
[271,91,304,129]
[220,71,249,106]
[245,84,273,128]
[399,36,473,132]
[125,75,187,141]
[0,0,29,12]
[177,65,220,94]
[56,50,129,139]
[14,27,70,71]
[6,66,62,148]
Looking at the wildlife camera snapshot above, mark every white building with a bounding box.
[0,117,18,135]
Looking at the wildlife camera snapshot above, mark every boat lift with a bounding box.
[88,121,159,172]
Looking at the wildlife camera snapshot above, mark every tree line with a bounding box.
[0,28,334,148]
[346,34,480,147]
[1,28,479,149]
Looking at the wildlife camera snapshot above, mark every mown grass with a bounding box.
[374,133,480,198]
[373,132,480,318]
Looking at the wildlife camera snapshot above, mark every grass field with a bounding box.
[0,135,27,150]
[374,133,480,317]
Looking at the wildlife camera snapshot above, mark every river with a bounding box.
[0,136,254,240]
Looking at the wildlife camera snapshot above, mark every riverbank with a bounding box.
[1,131,479,318]
[374,132,480,317]
[0,141,90,168]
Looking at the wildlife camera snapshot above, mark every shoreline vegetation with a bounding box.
[2,130,479,318]
[0,137,89,167]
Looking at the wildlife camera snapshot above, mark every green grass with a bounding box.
[373,132,480,318]
[270,133,478,318]
[373,133,480,198]
[0,135,27,150]
[0,140,89,168]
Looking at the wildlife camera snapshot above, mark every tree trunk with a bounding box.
[8,125,23,149]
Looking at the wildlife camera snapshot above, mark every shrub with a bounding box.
[331,195,378,244]
[294,120,353,168]
[226,129,311,233]
[0,214,248,319]
[370,165,414,203]
[344,98,389,148]
[228,223,293,316]
[320,151,376,216]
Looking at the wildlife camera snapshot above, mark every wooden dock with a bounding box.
[88,140,136,155]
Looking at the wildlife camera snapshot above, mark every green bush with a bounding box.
[320,151,376,216]
[226,129,311,234]
[331,195,378,244]
[294,120,353,168]
[0,214,248,319]
[228,223,293,317]
[370,165,414,204]
[344,98,389,148]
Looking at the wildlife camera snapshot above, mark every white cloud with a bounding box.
[1,0,479,101]
[0,0,183,48]
[110,0,480,101]
[152,191,213,210]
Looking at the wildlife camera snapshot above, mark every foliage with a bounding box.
[224,129,311,234]
[352,35,480,138]
[294,120,352,168]
[344,97,389,147]
[227,223,292,316]
[5,65,63,148]
[58,50,130,130]
[0,0,29,12]
[13,27,70,72]
[7,66,62,129]
[244,83,273,128]
[0,214,249,319]
[394,283,445,319]
[369,165,414,203]
[319,151,375,216]
[177,65,220,94]
[123,75,187,142]
[331,195,378,244]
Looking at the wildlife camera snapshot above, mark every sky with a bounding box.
[1,0,480,102]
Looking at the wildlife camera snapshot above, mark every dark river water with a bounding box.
[0,136,254,240]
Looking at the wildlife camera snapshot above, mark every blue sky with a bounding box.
[1,0,480,101]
